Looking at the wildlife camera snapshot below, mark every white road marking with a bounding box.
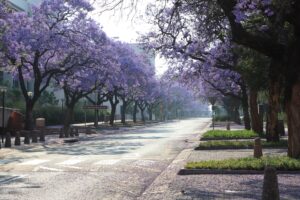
[94,160,120,165]
[19,159,49,166]
[61,165,82,169]
[37,166,63,172]
[225,190,240,193]
[122,153,140,159]
[134,160,156,166]
[57,158,85,165]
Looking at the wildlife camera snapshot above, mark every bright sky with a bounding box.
[90,1,168,76]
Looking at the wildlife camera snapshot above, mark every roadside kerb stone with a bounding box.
[200,137,258,141]
[178,169,300,175]
[195,145,287,150]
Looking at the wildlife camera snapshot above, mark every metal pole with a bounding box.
[212,105,215,130]
[61,99,64,125]
[2,91,4,143]
[62,99,64,113]
[84,100,87,128]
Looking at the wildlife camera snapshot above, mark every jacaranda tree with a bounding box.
[1,0,95,130]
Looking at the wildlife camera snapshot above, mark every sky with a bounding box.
[90,1,169,76]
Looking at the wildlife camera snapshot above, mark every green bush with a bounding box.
[214,115,228,122]
[32,105,109,126]
[202,130,259,140]
[186,156,300,170]
[33,106,62,125]
[196,140,288,150]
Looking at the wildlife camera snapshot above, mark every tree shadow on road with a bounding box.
[20,141,145,156]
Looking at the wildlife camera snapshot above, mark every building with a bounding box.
[0,0,42,87]
[8,0,42,11]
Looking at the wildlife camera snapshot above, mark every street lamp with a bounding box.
[61,99,64,125]
[27,91,33,130]
[27,91,33,98]
[0,86,7,143]
[208,97,217,130]
[61,99,64,113]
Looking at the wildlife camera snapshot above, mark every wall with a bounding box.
[9,0,42,11]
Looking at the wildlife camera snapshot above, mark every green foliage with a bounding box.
[186,156,300,170]
[32,104,110,126]
[197,140,288,150]
[33,106,62,125]
[235,47,270,90]
[5,87,25,109]
[36,91,59,107]
[73,106,96,124]
[214,115,229,122]
[202,130,259,139]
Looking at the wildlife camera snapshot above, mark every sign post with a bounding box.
[82,105,108,110]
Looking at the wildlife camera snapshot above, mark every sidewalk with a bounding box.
[139,122,300,200]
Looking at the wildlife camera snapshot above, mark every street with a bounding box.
[0,118,210,200]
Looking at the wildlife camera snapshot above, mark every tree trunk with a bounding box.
[64,105,74,138]
[233,107,241,124]
[25,101,34,130]
[133,102,137,123]
[266,78,281,142]
[250,89,263,134]
[108,94,119,126]
[94,110,99,127]
[286,80,300,158]
[141,108,145,122]
[241,85,251,130]
[109,103,116,126]
[286,33,300,158]
[121,101,127,124]
[148,108,153,121]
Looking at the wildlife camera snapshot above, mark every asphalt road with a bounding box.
[0,118,210,200]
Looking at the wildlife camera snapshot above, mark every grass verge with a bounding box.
[186,156,300,171]
[196,140,288,150]
[201,130,260,140]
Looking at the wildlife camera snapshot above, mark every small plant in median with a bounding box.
[201,130,260,140]
[186,156,300,171]
[196,140,288,150]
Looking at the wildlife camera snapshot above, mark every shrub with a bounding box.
[196,140,288,150]
[202,130,259,140]
[186,156,300,171]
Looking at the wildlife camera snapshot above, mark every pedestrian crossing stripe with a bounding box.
[94,160,120,165]
[57,158,85,165]
[18,159,49,165]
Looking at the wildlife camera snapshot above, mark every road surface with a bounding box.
[0,118,210,200]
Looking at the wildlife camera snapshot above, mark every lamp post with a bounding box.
[84,99,87,128]
[0,86,7,143]
[61,99,64,113]
[27,91,33,130]
[208,97,217,130]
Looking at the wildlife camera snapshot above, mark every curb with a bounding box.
[200,137,258,141]
[178,168,300,175]
[195,147,288,150]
